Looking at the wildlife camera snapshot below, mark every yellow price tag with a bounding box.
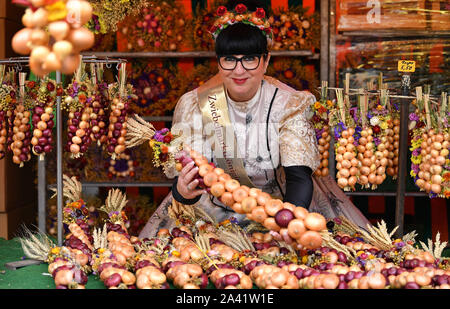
[398,60,415,73]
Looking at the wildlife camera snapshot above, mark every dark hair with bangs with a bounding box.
[215,22,269,56]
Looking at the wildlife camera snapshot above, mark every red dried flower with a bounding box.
[255,8,265,18]
[163,135,172,143]
[372,125,381,134]
[235,4,247,14]
[47,82,55,92]
[78,93,87,103]
[217,6,227,16]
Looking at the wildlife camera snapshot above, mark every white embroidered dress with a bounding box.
[139,77,369,238]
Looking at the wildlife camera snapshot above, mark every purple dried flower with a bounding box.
[409,113,419,122]
[373,137,381,146]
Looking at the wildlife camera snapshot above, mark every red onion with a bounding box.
[104,273,122,287]
[223,273,240,286]
[274,209,294,228]
[405,282,420,289]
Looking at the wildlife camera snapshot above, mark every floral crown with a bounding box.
[209,4,272,42]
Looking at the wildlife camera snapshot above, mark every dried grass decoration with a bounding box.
[189,0,227,51]
[268,6,320,51]
[266,57,318,94]
[86,0,147,34]
[128,60,180,116]
[119,0,187,52]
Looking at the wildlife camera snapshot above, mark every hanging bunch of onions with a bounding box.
[413,90,450,198]
[106,64,130,159]
[313,81,332,177]
[357,92,388,189]
[11,0,94,76]
[316,125,331,177]
[31,78,60,159]
[63,62,93,158]
[386,117,400,179]
[89,64,109,146]
[174,147,327,250]
[10,73,32,167]
[333,88,357,191]
[0,68,14,160]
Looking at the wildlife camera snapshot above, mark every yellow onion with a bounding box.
[52,40,73,60]
[31,8,48,28]
[431,184,442,194]
[22,9,34,28]
[66,0,93,28]
[30,29,50,47]
[436,156,446,166]
[30,46,50,64]
[29,46,51,76]
[48,21,70,41]
[431,174,442,185]
[42,52,61,72]
[60,54,81,74]
[67,28,94,53]
[12,28,32,55]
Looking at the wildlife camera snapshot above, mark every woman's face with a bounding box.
[218,53,270,102]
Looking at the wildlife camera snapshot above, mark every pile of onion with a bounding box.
[48,257,88,289]
[314,125,331,177]
[135,258,169,289]
[171,236,204,262]
[335,127,357,191]
[210,268,253,289]
[165,262,208,289]
[99,262,136,289]
[250,264,299,289]
[107,97,128,158]
[11,0,94,76]
[175,148,327,250]
[415,129,449,195]
[106,231,136,266]
[386,118,400,179]
[10,102,32,167]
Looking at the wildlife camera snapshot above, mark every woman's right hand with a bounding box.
[176,161,206,200]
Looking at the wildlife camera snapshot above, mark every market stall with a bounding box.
[0,0,449,291]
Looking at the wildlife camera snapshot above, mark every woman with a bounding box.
[139,1,369,240]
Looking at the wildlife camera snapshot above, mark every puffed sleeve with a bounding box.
[161,90,202,179]
[279,91,320,171]
[171,89,201,147]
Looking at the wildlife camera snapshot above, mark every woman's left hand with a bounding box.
[269,230,295,245]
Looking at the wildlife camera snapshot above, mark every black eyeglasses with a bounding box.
[217,54,266,71]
